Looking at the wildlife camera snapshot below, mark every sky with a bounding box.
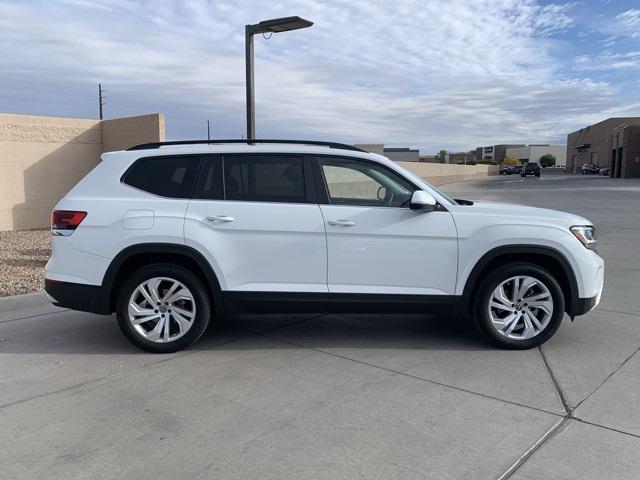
[1,0,640,153]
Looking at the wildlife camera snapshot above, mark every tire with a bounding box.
[116,263,211,353]
[473,262,564,349]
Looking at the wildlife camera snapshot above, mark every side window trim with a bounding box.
[191,154,223,201]
[311,155,418,207]
[302,155,318,204]
[311,155,330,204]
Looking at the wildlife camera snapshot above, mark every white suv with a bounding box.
[45,140,604,353]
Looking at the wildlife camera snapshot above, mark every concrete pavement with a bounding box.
[1,175,639,479]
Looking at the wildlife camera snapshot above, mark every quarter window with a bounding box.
[223,155,306,203]
[122,155,200,198]
[319,157,414,207]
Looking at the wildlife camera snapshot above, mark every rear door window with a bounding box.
[122,155,200,198]
[223,155,306,203]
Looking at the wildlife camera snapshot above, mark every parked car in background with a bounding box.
[500,165,521,175]
[599,166,610,176]
[521,162,541,177]
[45,139,603,353]
[582,163,600,175]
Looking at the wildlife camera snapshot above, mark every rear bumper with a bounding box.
[44,279,109,314]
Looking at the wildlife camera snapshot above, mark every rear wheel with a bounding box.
[473,262,564,349]
[116,264,211,353]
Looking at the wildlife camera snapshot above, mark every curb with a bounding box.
[0,291,50,314]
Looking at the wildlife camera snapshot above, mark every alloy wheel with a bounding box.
[488,275,554,340]
[128,277,196,343]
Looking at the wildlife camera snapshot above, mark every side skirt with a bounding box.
[222,291,455,316]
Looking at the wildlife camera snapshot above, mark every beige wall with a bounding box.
[398,162,498,185]
[0,113,164,231]
[324,162,498,199]
[102,113,165,152]
[354,144,385,155]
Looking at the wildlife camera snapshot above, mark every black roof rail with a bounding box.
[127,139,366,152]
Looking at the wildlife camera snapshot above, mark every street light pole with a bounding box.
[245,25,256,141]
[244,16,313,141]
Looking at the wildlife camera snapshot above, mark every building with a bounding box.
[506,145,566,167]
[383,147,419,162]
[0,113,165,230]
[475,144,525,164]
[566,117,640,174]
[610,124,640,178]
[447,151,476,165]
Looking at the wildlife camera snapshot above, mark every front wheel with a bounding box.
[473,262,564,349]
[116,264,211,353]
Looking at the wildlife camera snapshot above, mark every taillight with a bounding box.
[51,210,87,235]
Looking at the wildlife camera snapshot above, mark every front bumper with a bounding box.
[574,294,600,316]
[573,276,604,317]
[44,279,109,314]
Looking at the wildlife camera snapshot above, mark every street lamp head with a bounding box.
[248,16,313,34]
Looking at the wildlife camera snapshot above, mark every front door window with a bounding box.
[319,158,414,208]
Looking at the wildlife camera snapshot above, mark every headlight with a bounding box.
[570,225,597,251]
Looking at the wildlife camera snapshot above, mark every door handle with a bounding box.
[328,219,355,227]
[206,215,235,223]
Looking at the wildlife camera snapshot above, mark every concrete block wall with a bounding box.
[0,113,164,231]
[398,162,498,186]
[324,163,498,199]
[102,114,165,153]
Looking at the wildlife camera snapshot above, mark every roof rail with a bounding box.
[127,139,366,152]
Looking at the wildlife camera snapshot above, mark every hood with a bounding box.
[451,201,591,228]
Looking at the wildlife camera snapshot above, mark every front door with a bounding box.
[315,156,458,303]
[185,154,327,303]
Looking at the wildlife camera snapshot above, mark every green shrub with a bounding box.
[539,154,556,168]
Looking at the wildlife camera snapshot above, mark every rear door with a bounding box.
[184,154,327,301]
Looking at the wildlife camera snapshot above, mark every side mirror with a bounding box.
[410,190,437,212]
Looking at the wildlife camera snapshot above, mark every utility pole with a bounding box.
[207,120,211,141]
[98,83,104,120]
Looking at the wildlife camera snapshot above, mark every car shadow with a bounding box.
[0,311,489,355]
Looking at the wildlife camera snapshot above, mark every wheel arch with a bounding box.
[459,245,580,318]
[101,243,224,317]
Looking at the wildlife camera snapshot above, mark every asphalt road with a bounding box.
[1,175,639,479]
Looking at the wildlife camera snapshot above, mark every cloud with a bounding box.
[616,8,640,38]
[0,0,636,152]
[572,50,640,70]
